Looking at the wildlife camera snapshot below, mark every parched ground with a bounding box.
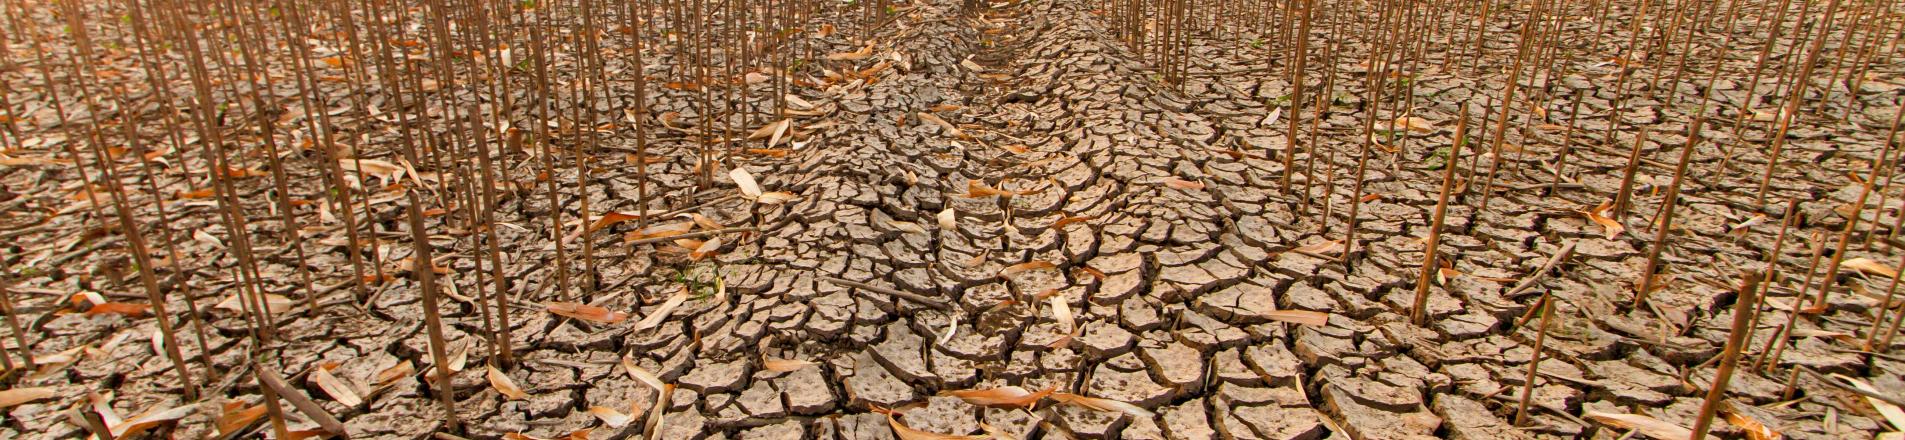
[1,0,1904,438]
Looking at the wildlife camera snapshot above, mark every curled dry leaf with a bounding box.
[938,208,957,230]
[0,387,55,408]
[546,302,631,324]
[1049,393,1154,418]
[943,385,1056,409]
[489,365,530,400]
[1048,294,1078,349]
[1582,201,1625,239]
[762,357,818,373]
[1584,411,1704,440]
[1163,178,1205,190]
[729,167,763,198]
[1841,257,1898,278]
[1001,261,1057,277]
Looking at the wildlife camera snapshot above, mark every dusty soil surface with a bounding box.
[2,0,1904,438]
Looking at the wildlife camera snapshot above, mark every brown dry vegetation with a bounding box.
[0,0,1903,438]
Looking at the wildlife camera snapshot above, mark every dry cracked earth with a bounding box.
[2,0,1905,438]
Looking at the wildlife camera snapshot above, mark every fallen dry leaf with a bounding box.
[374,360,416,387]
[1051,215,1095,230]
[826,43,874,61]
[1582,200,1625,239]
[1048,294,1078,348]
[633,289,690,332]
[587,401,642,428]
[1842,257,1898,278]
[111,404,198,438]
[1722,407,1782,440]
[1050,393,1154,418]
[938,208,957,230]
[690,237,723,261]
[0,387,55,408]
[1287,239,1343,256]
[942,385,1055,409]
[730,167,763,199]
[620,355,666,391]
[489,365,530,400]
[1831,373,1904,431]
[546,302,631,324]
[916,112,970,139]
[216,401,267,438]
[1163,178,1206,190]
[762,357,818,373]
[85,302,151,317]
[1584,411,1705,440]
[1263,310,1331,326]
[309,365,364,407]
[757,191,799,205]
[964,179,1014,198]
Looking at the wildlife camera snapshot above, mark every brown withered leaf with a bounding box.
[762,358,818,373]
[1841,257,1897,278]
[1263,310,1331,326]
[0,387,54,408]
[1049,393,1154,418]
[1582,200,1625,239]
[488,365,530,400]
[825,43,875,61]
[309,364,364,407]
[941,385,1056,409]
[85,302,151,317]
[216,401,267,438]
[1584,411,1705,440]
[1163,178,1205,190]
[964,179,1013,198]
[588,401,641,428]
[546,302,631,324]
[1051,215,1095,230]
[916,112,970,139]
[632,289,690,332]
